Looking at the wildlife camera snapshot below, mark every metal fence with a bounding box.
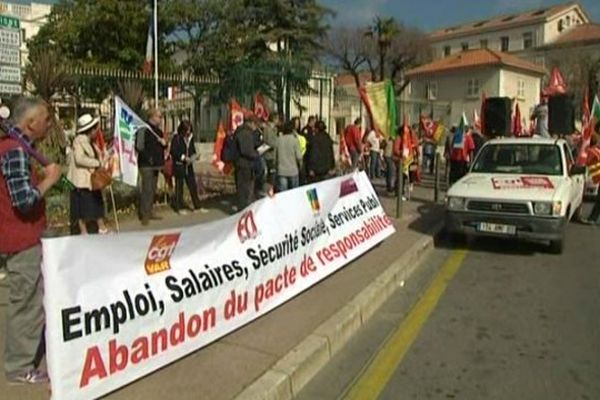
[46,67,337,143]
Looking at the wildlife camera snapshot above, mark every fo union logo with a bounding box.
[237,210,258,243]
[144,233,181,275]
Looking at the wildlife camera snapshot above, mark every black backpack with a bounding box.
[221,133,240,162]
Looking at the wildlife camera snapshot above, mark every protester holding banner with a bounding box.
[135,108,166,225]
[0,97,61,384]
[276,120,303,191]
[305,120,335,183]
[170,120,203,215]
[67,113,110,234]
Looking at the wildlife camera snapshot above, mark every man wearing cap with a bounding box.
[135,108,166,225]
[233,113,260,210]
[0,96,61,384]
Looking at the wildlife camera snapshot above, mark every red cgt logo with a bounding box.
[144,233,181,275]
[237,211,258,243]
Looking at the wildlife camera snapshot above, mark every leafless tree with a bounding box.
[326,18,431,94]
[325,27,370,88]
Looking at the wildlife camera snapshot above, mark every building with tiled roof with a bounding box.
[416,2,600,125]
[407,49,545,77]
[428,2,591,66]
[406,49,544,124]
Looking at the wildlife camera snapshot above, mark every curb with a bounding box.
[234,222,444,400]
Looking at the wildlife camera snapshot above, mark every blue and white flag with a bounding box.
[114,96,152,186]
[452,112,469,149]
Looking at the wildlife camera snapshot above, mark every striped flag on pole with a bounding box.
[359,79,398,138]
[143,5,153,74]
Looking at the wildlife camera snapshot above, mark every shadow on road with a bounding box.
[434,230,550,256]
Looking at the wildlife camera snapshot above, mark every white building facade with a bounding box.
[0,1,52,67]
[407,49,544,125]
[428,2,591,67]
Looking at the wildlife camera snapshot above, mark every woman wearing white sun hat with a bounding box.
[67,113,110,234]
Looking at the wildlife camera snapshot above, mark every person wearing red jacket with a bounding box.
[0,97,61,384]
[343,118,363,169]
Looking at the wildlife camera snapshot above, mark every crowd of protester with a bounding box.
[3,94,600,387]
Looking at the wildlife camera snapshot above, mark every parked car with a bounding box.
[445,137,585,254]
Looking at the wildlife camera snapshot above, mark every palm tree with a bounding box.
[25,48,71,164]
[366,17,399,82]
[117,80,145,114]
[25,48,70,101]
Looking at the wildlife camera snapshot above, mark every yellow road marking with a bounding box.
[344,249,469,400]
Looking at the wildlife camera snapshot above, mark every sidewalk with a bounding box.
[0,181,444,400]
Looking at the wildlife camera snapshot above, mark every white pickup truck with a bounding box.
[445,137,586,254]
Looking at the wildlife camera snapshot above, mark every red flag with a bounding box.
[473,110,481,132]
[142,8,153,74]
[339,134,351,167]
[577,89,592,165]
[254,92,270,121]
[529,119,536,136]
[95,127,107,157]
[229,99,245,132]
[212,121,233,174]
[512,103,524,137]
[480,92,487,136]
[543,66,567,96]
[400,115,414,173]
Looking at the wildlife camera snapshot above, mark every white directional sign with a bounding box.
[0,27,19,47]
[0,65,20,82]
[0,82,22,94]
[0,14,20,94]
[0,46,19,65]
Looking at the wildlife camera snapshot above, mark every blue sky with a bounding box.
[320,0,600,31]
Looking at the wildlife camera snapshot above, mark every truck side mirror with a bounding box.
[569,165,586,176]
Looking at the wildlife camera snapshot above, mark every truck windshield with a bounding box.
[471,143,563,176]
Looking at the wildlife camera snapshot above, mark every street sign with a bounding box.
[0,13,21,94]
[0,27,20,47]
[0,46,19,65]
[0,14,19,30]
[0,82,21,94]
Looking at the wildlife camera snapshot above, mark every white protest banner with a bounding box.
[113,96,152,186]
[42,172,396,400]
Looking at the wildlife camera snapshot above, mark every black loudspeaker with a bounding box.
[483,97,512,137]
[548,94,575,135]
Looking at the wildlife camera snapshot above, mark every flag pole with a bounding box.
[153,0,159,107]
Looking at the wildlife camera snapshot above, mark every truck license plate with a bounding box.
[477,222,516,235]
